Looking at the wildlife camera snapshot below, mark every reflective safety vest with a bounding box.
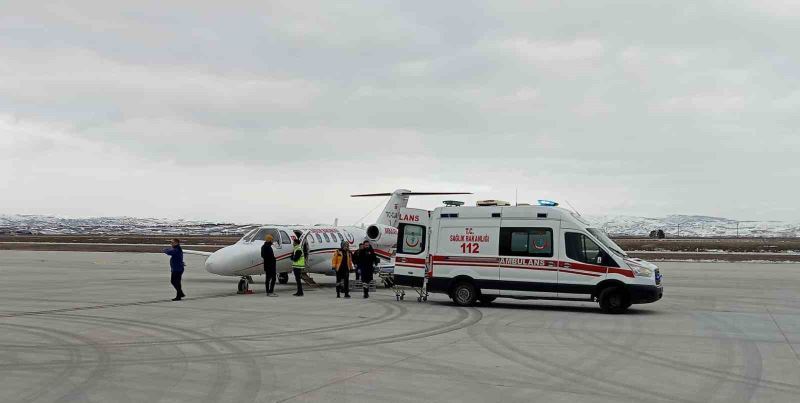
[292,245,305,269]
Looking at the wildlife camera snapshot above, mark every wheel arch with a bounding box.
[448,275,477,297]
[593,279,628,299]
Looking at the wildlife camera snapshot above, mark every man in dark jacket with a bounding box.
[353,241,379,298]
[262,234,277,296]
[163,238,185,301]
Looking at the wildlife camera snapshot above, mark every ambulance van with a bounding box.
[394,201,662,313]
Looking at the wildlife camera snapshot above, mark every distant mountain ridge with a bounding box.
[1,213,798,238]
[0,214,256,236]
[586,214,800,238]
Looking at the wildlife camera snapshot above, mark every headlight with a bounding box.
[630,265,653,277]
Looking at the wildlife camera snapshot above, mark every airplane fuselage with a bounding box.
[204,225,393,278]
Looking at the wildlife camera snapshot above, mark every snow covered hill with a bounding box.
[1,213,798,238]
[0,215,256,236]
[586,215,800,238]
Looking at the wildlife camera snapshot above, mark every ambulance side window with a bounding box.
[398,223,425,255]
[500,227,553,257]
[565,232,613,266]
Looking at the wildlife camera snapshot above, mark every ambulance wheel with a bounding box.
[278,273,289,284]
[599,287,630,314]
[479,296,496,305]
[237,278,249,293]
[452,282,478,306]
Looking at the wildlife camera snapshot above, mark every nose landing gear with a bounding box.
[278,273,289,284]
[237,276,254,294]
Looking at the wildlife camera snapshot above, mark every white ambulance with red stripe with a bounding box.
[394,200,662,313]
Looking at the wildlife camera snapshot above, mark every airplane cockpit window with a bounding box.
[241,229,258,243]
[280,231,292,244]
[245,228,280,243]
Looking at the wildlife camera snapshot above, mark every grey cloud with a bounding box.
[0,0,798,222]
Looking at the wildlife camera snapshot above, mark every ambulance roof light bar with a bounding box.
[443,200,465,207]
[537,200,559,207]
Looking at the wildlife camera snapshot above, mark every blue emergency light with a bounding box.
[537,200,559,207]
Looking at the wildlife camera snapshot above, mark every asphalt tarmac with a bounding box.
[1,251,799,403]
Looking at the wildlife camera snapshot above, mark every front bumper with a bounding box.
[629,284,663,304]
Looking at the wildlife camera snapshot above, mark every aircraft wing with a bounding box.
[183,249,213,257]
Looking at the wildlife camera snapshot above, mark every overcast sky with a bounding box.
[1,1,798,224]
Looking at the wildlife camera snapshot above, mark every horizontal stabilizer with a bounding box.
[183,249,213,257]
[352,192,471,197]
[352,189,472,227]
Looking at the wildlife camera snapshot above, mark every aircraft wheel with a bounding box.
[278,273,289,284]
[237,278,249,293]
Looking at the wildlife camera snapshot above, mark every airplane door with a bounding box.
[394,208,430,288]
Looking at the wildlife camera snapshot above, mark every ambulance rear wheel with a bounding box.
[278,273,289,284]
[452,282,478,306]
[599,287,630,314]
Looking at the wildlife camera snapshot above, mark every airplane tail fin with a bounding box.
[351,189,471,227]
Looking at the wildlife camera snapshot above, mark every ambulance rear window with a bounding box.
[398,224,425,255]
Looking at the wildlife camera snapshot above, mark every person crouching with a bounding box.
[331,240,353,298]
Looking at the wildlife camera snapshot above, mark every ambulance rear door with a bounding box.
[394,208,430,288]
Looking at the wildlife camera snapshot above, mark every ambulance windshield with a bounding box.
[587,228,627,257]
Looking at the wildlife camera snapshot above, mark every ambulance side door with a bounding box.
[498,219,560,298]
[558,229,609,298]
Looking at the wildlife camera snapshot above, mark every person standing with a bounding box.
[353,241,379,298]
[331,240,353,298]
[290,238,305,296]
[262,234,277,297]
[163,238,185,301]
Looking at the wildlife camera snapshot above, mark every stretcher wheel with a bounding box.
[423,296,427,302]
[400,295,404,301]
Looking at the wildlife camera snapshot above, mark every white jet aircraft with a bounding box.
[185,189,469,292]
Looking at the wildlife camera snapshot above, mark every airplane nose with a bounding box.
[205,251,220,274]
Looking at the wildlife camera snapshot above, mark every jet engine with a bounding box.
[366,224,398,245]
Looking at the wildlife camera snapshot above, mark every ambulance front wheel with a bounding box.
[599,287,631,314]
[451,281,478,306]
[278,273,289,284]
